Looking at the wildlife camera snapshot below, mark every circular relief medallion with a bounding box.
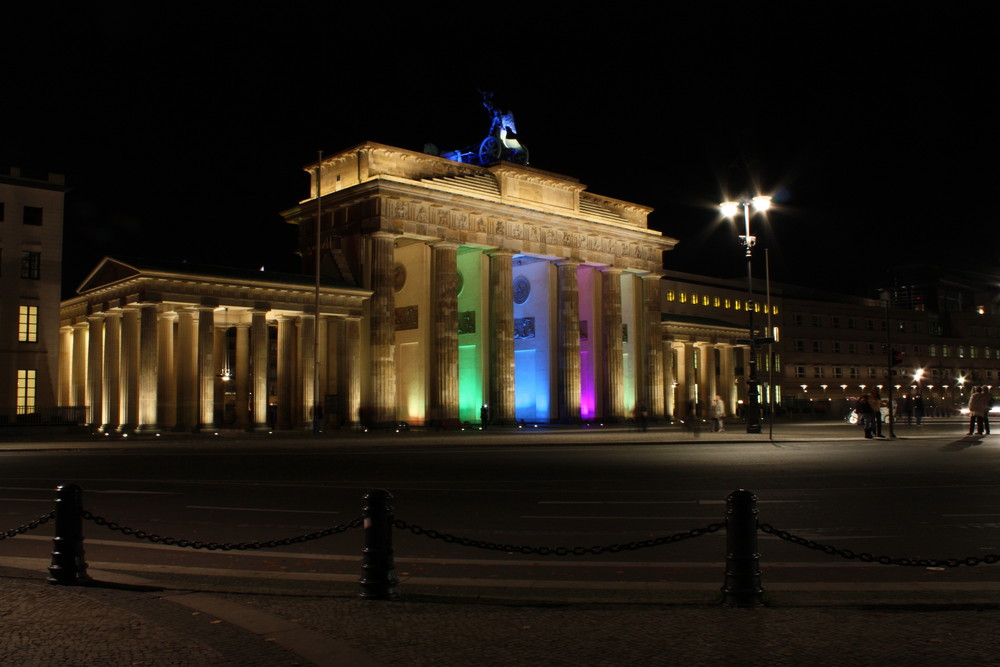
[455,270,464,297]
[392,262,406,292]
[513,276,531,304]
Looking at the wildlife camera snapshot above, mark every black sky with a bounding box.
[4,5,997,298]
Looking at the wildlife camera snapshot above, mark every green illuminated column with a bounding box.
[600,266,625,421]
[488,249,515,424]
[641,273,664,419]
[557,260,581,422]
[432,241,460,425]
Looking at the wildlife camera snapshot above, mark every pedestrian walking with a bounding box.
[912,394,925,426]
[855,394,875,439]
[967,387,988,435]
[869,387,886,438]
[711,395,726,432]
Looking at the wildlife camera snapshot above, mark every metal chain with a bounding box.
[81,510,363,551]
[0,510,56,541]
[393,519,724,556]
[759,522,1000,567]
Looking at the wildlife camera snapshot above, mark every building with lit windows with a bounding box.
[661,268,1000,420]
[0,168,67,424]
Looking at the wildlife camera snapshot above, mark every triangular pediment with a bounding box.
[76,257,144,294]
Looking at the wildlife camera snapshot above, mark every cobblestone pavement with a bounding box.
[4,566,1000,666]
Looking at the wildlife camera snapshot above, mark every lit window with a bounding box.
[691,293,698,304]
[18,305,38,342]
[772,305,779,315]
[929,345,937,357]
[724,299,731,309]
[713,297,720,307]
[16,369,36,414]
[679,293,687,303]
[702,295,709,306]
[958,346,965,358]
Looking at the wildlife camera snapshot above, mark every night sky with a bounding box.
[4,5,997,299]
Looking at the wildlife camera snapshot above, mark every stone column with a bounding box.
[102,312,121,432]
[213,326,227,426]
[600,267,625,421]
[87,315,104,429]
[197,307,215,431]
[369,231,398,427]
[344,316,362,428]
[299,314,316,428]
[59,326,73,407]
[487,249,515,424]
[683,341,697,419]
[156,311,177,429]
[718,344,736,418]
[234,323,250,429]
[276,315,294,429]
[119,307,140,432]
[641,274,664,419]
[663,341,676,420]
[175,309,197,431]
[251,310,269,431]
[71,323,88,409]
[556,260,582,422]
[157,311,176,431]
[431,241,459,425]
[137,305,159,432]
[697,343,717,419]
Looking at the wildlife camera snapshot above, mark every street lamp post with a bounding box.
[721,196,771,434]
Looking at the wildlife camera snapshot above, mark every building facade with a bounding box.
[1,168,66,424]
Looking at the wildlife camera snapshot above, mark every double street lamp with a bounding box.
[720,196,772,434]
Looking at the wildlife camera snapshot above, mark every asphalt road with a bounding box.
[2,420,999,593]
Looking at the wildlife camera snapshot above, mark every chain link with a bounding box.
[759,523,1000,567]
[81,510,363,551]
[393,518,724,556]
[0,510,56,541]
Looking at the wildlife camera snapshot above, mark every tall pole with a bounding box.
[883,299,895,438]
[765,248,774,441]
[313,151,323,434]
[741,203,761,434]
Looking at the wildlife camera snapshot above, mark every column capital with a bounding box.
[598,265,624,276]
[640,272,663,281]
[554,258,583,268]
[371,230,400,241]
[485,247,516,258]
[431,240,462,250]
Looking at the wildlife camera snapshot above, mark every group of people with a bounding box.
[853,386,995,438]
[966,386,993,435]
[853,388,887,439]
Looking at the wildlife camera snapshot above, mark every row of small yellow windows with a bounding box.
[665,291,778,315]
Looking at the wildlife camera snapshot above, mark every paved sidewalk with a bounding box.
[3,564,1000,666]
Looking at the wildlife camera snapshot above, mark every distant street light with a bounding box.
[720,195,771,434]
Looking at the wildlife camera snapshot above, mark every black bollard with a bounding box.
[358,489,400,600]
[48,483,91,585]
[721,488,764,607]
